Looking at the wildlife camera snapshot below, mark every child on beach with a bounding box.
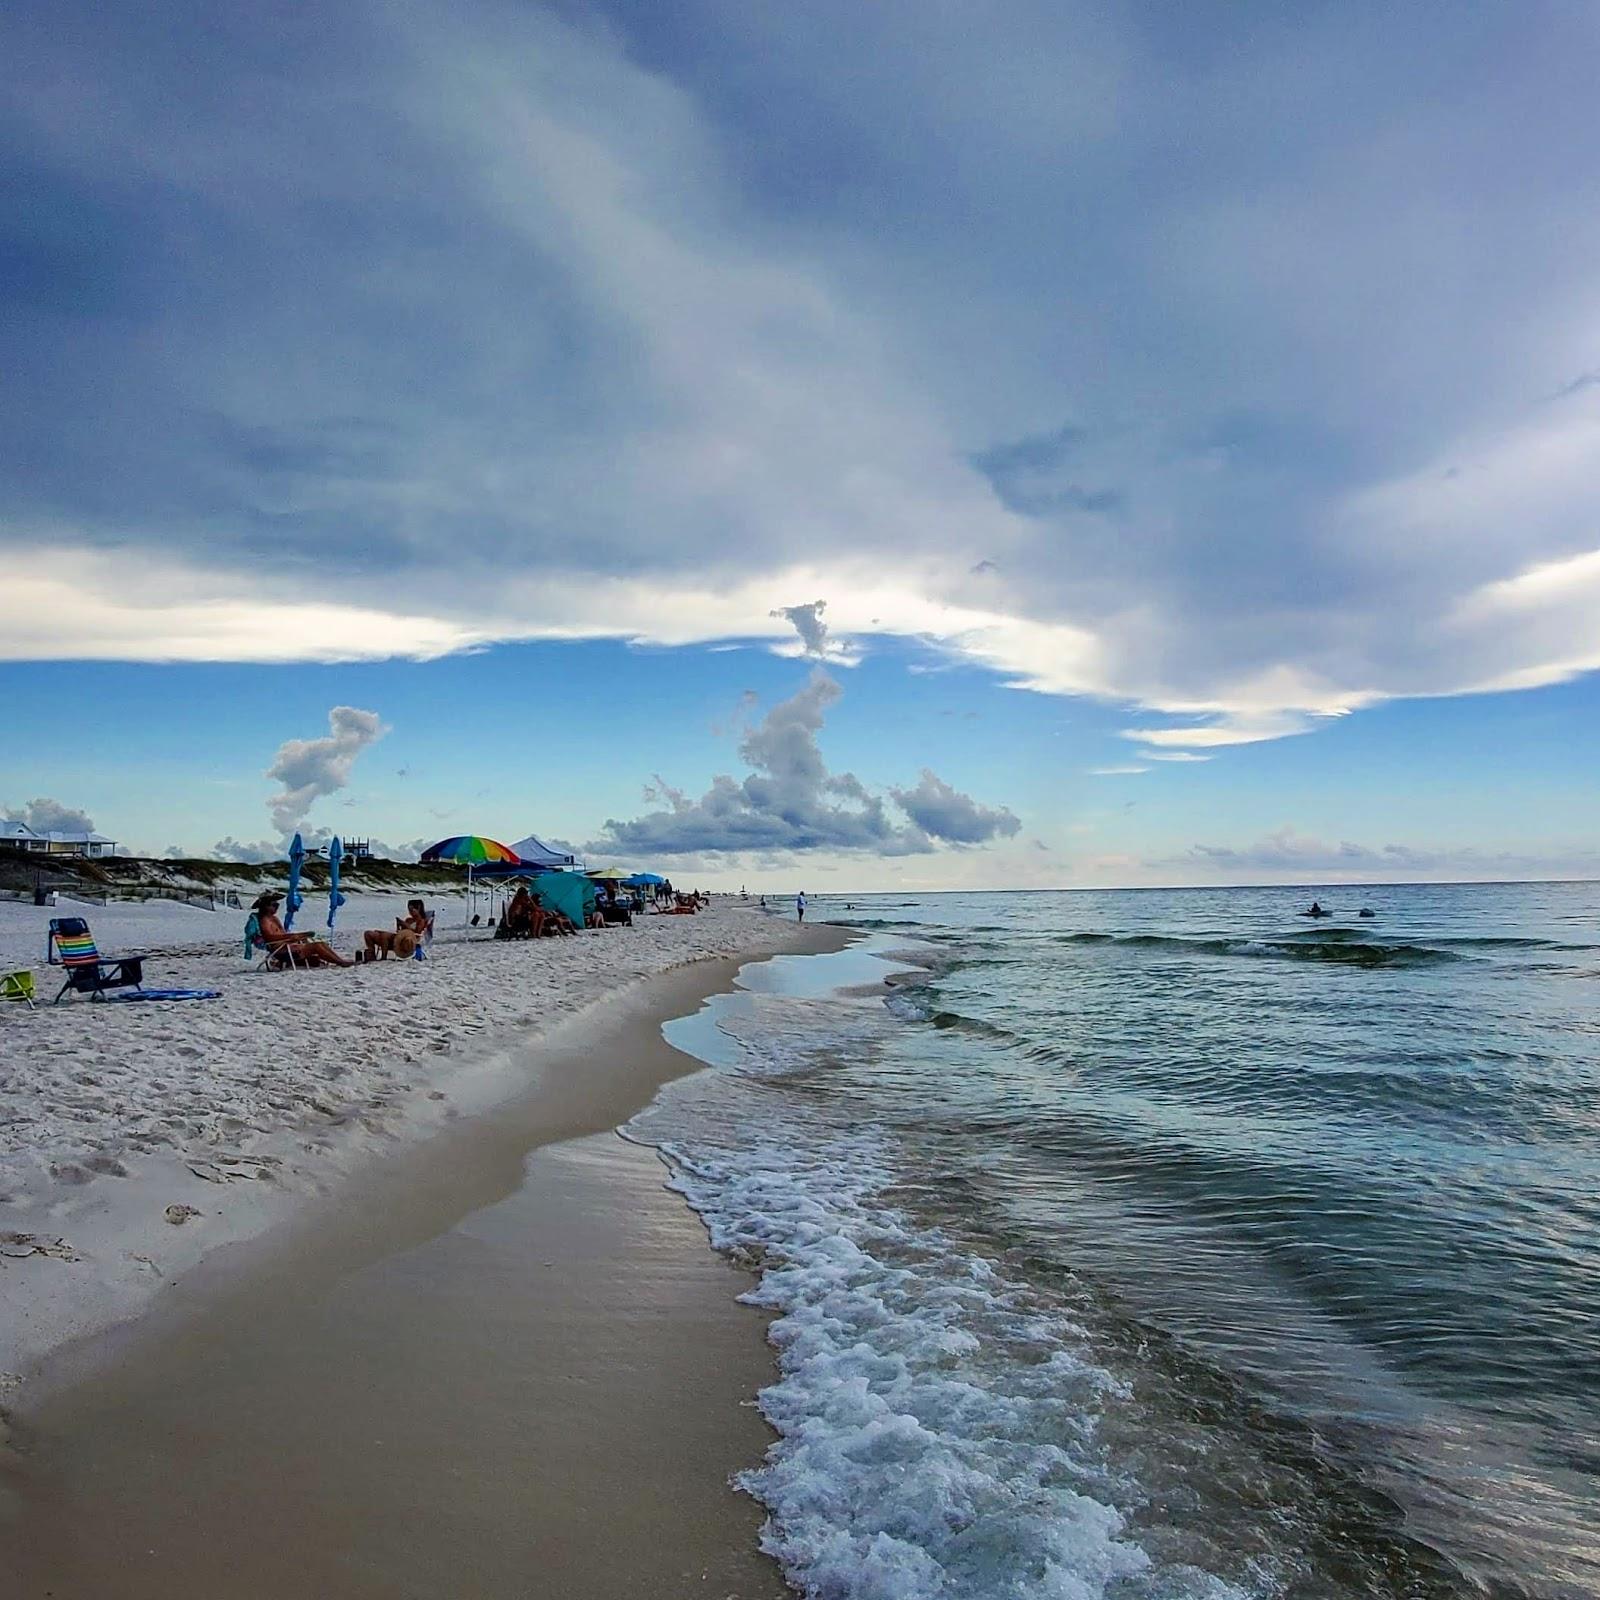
[251,894,354,968]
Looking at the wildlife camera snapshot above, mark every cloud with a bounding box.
[970,424,1122,517]
[769,598,859,665]
[889,770,1021,844]
[1087,765,1148,776]
[1551,371,1600,401]
[3,2,1600,750]
[265,707,388,835]
[1146,752,1212,763]
[367,835,434,862]
[771,600,831,657]
[592,669,1014,857]
[213,836,282,864]
[4,797,95,833]
[212,828,422,864]
[1159,826,1600,882]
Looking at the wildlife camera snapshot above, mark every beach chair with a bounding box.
[244,911,301,971]
[2,969,36,1009]
[412,909,436,960]
[47,917,146,1003]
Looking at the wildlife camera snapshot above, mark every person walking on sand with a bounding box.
[796,890,806,923]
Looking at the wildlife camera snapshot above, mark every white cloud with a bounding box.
[213,836,282,864]
[265,707,388,835]
[4,797,95,833]
[592,669,1016,857]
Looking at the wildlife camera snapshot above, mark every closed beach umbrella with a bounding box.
[327,836,347,930]
[285,832,306,930]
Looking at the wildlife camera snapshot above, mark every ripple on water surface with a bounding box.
[635,883,1600,1599]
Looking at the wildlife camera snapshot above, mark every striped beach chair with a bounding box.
[47,917,146,1003]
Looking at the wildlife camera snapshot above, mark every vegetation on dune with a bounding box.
[0,848,467,899]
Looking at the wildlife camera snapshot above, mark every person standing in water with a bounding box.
[796,890,807,923]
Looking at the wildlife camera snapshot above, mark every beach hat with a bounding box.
[393,929,419,959]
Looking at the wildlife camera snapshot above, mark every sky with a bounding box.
[3,1,1597,888]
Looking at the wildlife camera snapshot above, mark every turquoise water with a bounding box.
[633,882,1600,1599]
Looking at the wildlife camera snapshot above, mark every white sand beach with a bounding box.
[0,893,824,1386]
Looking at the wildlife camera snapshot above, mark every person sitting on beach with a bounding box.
[363,899,430,961]
[497,886,539,940]
[251,893,354,968]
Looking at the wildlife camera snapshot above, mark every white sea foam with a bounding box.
[661,1122,1252,1600]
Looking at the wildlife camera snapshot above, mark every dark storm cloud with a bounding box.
[4,1,1600,739]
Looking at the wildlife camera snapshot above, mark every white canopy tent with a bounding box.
[509,834,581,871]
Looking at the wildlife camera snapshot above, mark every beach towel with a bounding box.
[105,988,221,1003]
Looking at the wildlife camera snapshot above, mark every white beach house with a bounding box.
[0,820,118,857]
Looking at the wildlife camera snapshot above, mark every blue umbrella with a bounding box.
[284,833,306,930]
[327,836,347,930]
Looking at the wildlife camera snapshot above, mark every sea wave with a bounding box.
[660,1128,1255,1600]
[1055,931,1463,967]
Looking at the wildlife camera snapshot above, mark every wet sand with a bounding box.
[2,929,847,1597]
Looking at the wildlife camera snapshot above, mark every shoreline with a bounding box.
[4,922,852,1596]
[1,900,845,1389]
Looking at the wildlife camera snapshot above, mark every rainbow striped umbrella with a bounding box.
[421,836,522,928]
[421,836,521,866]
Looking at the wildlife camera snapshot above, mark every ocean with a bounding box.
[626,882,1600,1600]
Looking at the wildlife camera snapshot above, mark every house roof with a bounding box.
[0,820,115,845]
